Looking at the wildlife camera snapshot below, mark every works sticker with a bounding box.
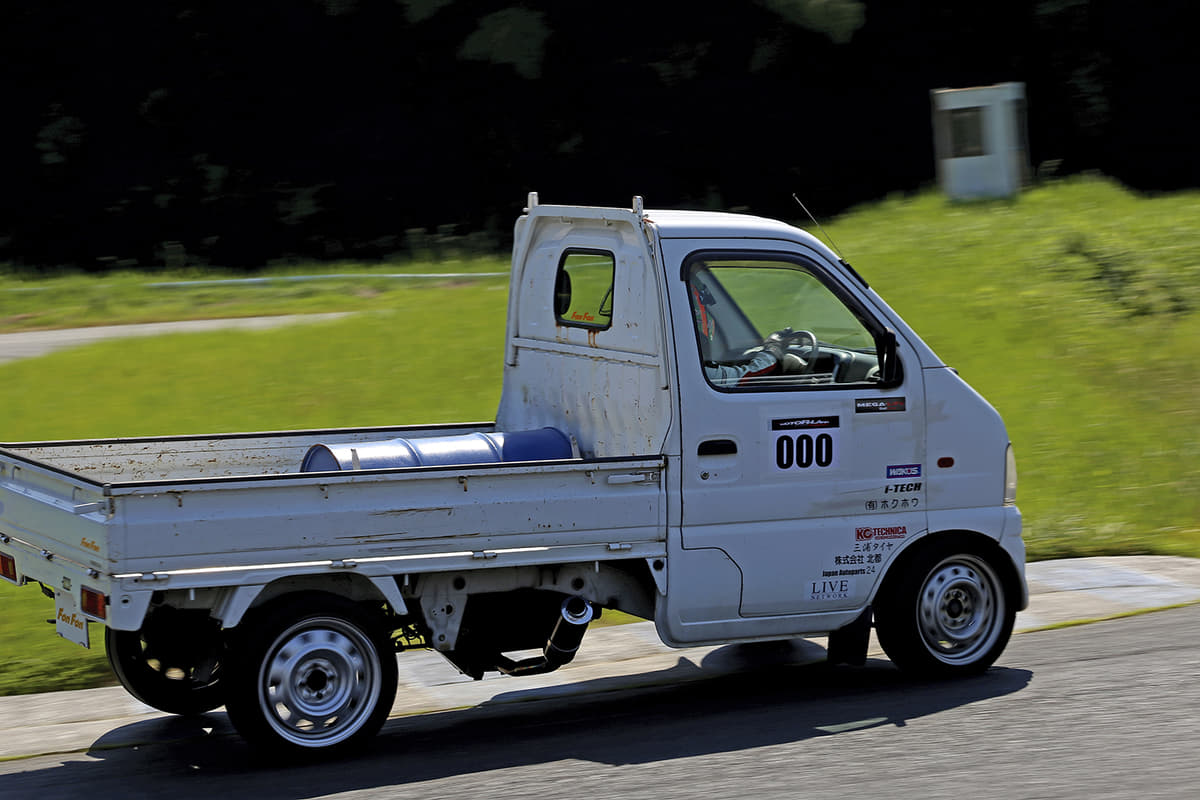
[856,397,906,413]
[855,525,908,541]
[772,416,840,471]
[886,464,922,479]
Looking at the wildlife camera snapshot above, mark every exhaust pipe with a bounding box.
[496,596,594,677]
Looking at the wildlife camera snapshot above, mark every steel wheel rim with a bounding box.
[258,616,383,748]
[917,554,1005,665]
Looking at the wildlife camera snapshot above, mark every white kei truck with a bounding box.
[0,194,1025,755]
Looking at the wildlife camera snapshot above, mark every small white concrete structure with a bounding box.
[931,82,1030,199]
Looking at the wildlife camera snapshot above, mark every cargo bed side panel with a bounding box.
[112,458,665,575]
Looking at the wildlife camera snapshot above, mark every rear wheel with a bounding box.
[105,607,225,715]
[875,541,1014,677]
[224,594,397,755]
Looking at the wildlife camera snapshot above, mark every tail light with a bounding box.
[81,585,107,620]
[1,552,16,583]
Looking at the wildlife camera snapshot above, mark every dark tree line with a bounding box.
[2,0,1195,270]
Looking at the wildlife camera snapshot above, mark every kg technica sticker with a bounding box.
[855,525,908,541]
[855,397,906,413]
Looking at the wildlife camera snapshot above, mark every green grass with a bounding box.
[0,583,117,694]
[1,175,1197,695]
[0,256,509,333]
[0,294,508,439]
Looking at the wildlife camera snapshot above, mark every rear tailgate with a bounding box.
[0,450,114,645]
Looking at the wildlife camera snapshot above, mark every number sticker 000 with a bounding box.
[775,433,836,470]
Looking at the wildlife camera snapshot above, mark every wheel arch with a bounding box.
[874,529,1024,612]
[214,572,407,630]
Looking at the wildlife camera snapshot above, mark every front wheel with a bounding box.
[224,594,397,755]
[875,543,1015,677]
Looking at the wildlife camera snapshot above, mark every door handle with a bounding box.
[607,471,660,485]
[698,439,737,456]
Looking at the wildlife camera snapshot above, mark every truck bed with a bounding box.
[0,423,667,623]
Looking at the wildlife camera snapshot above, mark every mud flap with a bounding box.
[55,590,91,648]
[825,606,870,666]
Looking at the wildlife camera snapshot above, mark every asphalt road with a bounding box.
[2,605,1196,799]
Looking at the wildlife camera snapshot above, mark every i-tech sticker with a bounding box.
[771,416,839,471]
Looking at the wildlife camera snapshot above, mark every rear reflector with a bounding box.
[81,585,107,620]
[0,552,16,583]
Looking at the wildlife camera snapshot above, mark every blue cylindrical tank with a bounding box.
[300,427,573,472]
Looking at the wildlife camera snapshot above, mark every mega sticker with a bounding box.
[856,397,906,413]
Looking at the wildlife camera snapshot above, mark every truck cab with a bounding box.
[499,193,1023,649]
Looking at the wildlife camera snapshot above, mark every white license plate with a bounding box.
[55,591,91,649]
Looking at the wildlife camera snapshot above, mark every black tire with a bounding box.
[874,540,1015,677]
[224,593,397,756]
[105,608,225,715]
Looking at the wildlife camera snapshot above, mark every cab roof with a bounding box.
[521,193,832,258]
[645,208,821,246]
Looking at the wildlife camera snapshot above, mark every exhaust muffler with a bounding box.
[496,596,594,677]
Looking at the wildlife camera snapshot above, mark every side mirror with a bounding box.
[876,328,903,386]
[553,270,572,318]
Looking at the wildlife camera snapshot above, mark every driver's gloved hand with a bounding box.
[760,329,793,362]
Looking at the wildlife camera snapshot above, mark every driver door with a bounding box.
[667,243,927,625]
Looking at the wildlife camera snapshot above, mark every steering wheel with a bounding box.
[783,329,819,372]
[742,328,820,374]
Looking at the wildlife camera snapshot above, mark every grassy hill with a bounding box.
[822,177,1198,560]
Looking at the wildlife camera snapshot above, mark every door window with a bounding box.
[685,254,893,389]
